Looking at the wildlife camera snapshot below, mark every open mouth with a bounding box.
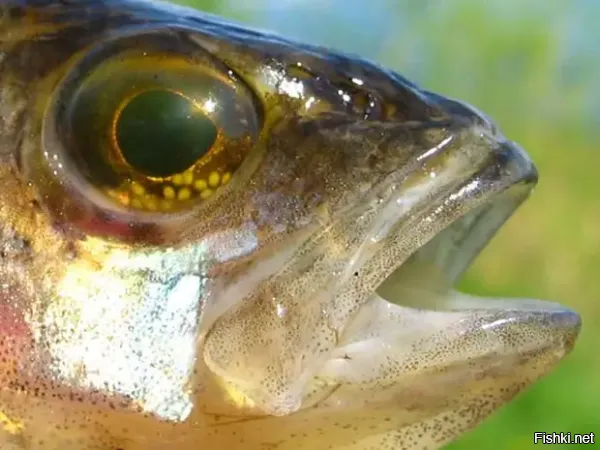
[201,124,581,426]
[376,136,579,327]
[187,123,582,450]
[306,139,581,442]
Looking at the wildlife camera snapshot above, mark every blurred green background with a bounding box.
[172,0,599,448]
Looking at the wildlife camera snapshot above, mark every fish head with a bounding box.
[0,1,581,449]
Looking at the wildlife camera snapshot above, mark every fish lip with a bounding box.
[536,306,582,349]
[464,299,582,353]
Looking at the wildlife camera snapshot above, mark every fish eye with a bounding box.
[41,30,261,214]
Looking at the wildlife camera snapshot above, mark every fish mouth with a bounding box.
[376,157,581,330]
[309,133,582,444]
[374,132,580,342]
[201,113,581,428]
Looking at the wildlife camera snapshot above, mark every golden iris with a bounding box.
[54,43,260,214]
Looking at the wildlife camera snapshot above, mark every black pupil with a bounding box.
[116,90,217,177]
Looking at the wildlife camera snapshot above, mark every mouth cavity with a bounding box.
[370,174,581,355]
[369,136,580,358]
[376,138,578,319]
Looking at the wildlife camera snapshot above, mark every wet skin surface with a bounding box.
[0,1,581,449]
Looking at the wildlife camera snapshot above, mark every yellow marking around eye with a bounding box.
[178,188,191,201]
[144,197,158,211]
[194,179,208,191]
[183,171,195,185]
[200,188,213,199]
[221,172,231,185]
[208,171,221,188]
[172,174,184,186]
[163,186,176,200]
[131,182,145,196]
[107,189,131,207]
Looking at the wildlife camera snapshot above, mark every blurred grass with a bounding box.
[171,0,599,447]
